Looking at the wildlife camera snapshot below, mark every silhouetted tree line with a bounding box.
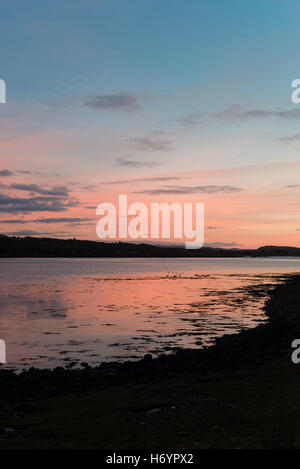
[1,235,300,258]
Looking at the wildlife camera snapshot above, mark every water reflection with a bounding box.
[0,262,288,369]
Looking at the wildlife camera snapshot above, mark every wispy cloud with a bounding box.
[131,137,173,152]
[0,169,44,177]
[176,112,205,127]
[115,156,163,168]
[102,176,183,185]
[214,105,300,121]
[134,185,244,195]
[84,93,139,112]
[0,169,13,177]
[2,169,60,178]
[9,183,69,197]
[177,105,300,128]
[280,133,300,144]
[0,219,28,224]
[34,217,92,224]
[0,192,77,214]
[205,242,243,248]
[0,217,92,225]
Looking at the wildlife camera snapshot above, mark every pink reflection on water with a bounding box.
[0,268,283,370]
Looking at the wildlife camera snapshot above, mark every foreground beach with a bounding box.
[0,274,300,448]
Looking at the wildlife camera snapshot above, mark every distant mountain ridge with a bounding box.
[1,235,300,258]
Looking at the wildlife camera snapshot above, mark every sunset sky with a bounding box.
[1,0,300,248]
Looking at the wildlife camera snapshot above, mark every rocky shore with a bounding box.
[1,274,299,407]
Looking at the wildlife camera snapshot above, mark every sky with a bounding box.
[1,0,300,248]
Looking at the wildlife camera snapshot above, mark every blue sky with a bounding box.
[1,0,299,103]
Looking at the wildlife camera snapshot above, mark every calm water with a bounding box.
[0,257,299,370]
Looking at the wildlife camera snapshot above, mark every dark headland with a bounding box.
[1,234,300,257]
[1,275,300,448]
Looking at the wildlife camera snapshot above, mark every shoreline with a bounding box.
[1,274,300,448]
[1,274,299,404]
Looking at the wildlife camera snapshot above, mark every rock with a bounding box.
[143,354,153,363]
[80,362,89,368]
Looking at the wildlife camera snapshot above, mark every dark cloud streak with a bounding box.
[115,156,163,168]
[0,169,13,177]
[84,93,139,112]
[9,183,69,197]
[0,192,77,214]
[134,185,244,195]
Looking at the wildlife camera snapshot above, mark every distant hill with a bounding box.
[1,235,300,258]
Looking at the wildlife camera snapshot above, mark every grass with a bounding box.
[1,359,300,448]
